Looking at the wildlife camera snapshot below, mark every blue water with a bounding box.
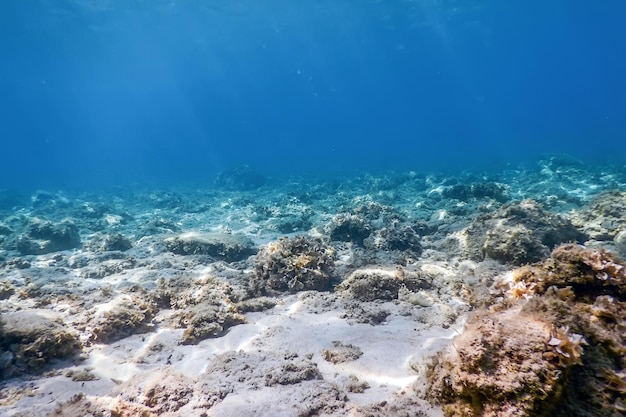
[2,1,625,189]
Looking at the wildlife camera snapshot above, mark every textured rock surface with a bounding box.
[0,310,81,378]
[429,244,626,416]
[15,218,81,255]
[164,232,255,261]
[1,160,624,417]
[251,236,335,294]
[571,190,626,241]
[461,199,586,265]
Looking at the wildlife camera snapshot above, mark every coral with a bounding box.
[251,236,335,294]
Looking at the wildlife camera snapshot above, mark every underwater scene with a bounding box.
[1,1,625,416]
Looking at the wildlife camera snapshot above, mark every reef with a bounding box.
[0,158,625,416]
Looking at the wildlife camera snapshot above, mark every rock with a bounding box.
[442,182,509,203]
[86,294,157,343]
[215,165,267,190]
[88,233,133,252]
[251,236,335,294]
[462,199,586,265]
[16,218,81,255]
[164,232,255,262]
[430,244,626,416]
[156,275,247,345]
[0,310,81,378]
[615,230,626,257]
[327,213,372,246]
[322,341,363,364]
[571,191,626,240]
[336,267,403,301]
[335,267,431,301]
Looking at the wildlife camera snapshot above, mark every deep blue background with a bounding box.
[1,0,625,189]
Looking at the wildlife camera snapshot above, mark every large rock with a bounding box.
[460,200,586,265]
[0,310,81,378]
[16,218,81,255]
[164,232,255,262]
[215,165,267,190]
[571,190,626,241]
[251,236,335,294]
[429,245,626,416]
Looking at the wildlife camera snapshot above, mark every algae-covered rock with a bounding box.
[179,303,246,345]
[264,360,322,386]
[429,306,562,417]
[251,236,335,294]
[442,182,509,203]
[514,243,625,297]
[336,266,432,302]
[86,294,157,343]
[215,165,267,190]
[462,199,586,265]
[429,244,626,416]
[571,190,626,241]
[85,233,133,252]
[156,275,247,345]
[16,218,81,255]
[164,232,255,262]
[336,267,403,301]
[322,341,363,364]
[0,310,81,378]
[327,213,372,246]
[0,279,15,300]
[0,222,13,236]
[364,223,423,255]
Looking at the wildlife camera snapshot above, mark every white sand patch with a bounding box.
[168,294,464,408]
